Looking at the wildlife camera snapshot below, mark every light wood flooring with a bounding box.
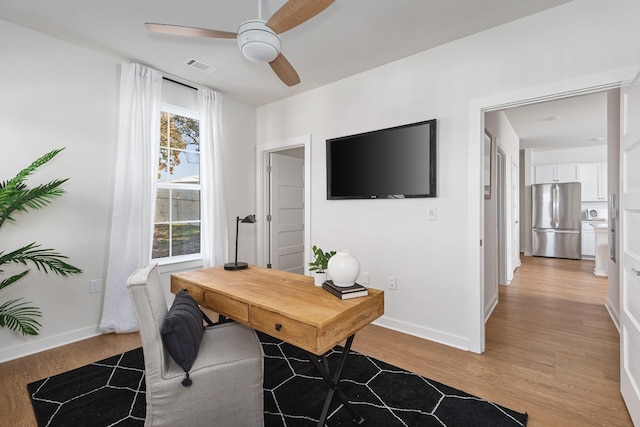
[0,256,632,426]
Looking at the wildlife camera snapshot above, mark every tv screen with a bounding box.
[326,119,436,199]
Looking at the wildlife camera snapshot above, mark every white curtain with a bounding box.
[100,63,162,333]
[199,88,229,267]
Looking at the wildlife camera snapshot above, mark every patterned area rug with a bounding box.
[28,332,527,426]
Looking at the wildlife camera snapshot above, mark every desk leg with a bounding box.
[307,334,365,426]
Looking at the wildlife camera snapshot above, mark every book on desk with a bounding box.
[322,280,368,300]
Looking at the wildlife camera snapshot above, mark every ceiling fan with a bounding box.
[145,0,335,87]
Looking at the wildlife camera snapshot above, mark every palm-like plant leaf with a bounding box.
[0,270,30,292]
[0,180,67,227]
[0,148,67,228]
[0,298,42,336]
[0,243,82,280]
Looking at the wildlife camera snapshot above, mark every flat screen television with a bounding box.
[326,119,436,199]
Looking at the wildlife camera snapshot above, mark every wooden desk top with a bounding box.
[171,265,384,355]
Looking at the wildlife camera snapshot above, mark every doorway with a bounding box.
[256,135,312,272]
[471,69,632,354]
[267,149,305,273]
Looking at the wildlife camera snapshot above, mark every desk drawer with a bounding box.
[252,306,317,351]
[204,291,249,323]
[171,280,204,304]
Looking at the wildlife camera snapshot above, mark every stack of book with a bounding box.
[322,280,368,300]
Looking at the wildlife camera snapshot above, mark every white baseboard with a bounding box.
[604,298,621,333]
[0,326,101,364]
[485,293,499,322]
[373,316,469,351]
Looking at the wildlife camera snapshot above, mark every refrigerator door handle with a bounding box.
[552,184,559,228]
[533,228,580,234]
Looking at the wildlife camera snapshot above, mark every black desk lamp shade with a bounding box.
[224,214,256,270]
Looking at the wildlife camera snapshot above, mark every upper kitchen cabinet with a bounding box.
[534,163,580,184]
[580,162,607,201]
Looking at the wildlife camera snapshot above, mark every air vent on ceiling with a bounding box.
[184,58,218,74]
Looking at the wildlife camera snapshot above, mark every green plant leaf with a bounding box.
[0,269,30,291]
[0,298,42,336]
[0,243,83,277]
[0,148,66,228]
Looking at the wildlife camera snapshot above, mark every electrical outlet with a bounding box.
[90,279,101,294]
[362,271,370,285]
[388,276,397,290]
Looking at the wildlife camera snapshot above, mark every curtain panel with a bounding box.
[100,63,162,333]
[199,89,229,267]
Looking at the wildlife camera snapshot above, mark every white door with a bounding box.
[620,71,640,425]
[510,159,520,277]
[269,152,305,274]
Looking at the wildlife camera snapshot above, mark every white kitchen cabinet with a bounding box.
[580,162,607,201]
[581,221,595,257]
[534,163,580,184]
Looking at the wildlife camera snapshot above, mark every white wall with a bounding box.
[0,19,257,362]
[532,145,607,165]
[256,0,640,351]
[485,110,520,291]
[0,19,119,360]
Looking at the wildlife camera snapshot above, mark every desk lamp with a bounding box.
[224,214,256,270]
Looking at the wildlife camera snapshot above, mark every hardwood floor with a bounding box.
[0,256,632,426]
[354,255,632,426]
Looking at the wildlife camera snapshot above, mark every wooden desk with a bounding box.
[170,265,384,355]
[171,265,384,426]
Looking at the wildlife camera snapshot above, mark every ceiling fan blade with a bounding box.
[269,53,301,87]
[145,23,237,39]
[266,0,335,34]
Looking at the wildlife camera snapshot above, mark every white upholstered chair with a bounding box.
[126,264,264,427]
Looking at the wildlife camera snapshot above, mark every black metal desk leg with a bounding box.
[307,334,365,426]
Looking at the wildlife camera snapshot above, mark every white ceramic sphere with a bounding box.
[327,250,360,287]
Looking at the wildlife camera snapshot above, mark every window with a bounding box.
[152,106,201,260]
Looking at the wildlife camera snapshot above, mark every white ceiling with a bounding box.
[0,0,571,106]
[501,91,608,151]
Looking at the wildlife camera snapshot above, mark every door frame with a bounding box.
[497,146,507,286]
[468,66,636,354]
[256,135,312,270]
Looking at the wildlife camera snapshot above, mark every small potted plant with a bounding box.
[308,245,335,286]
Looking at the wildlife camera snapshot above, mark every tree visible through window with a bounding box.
[153,109,201,259]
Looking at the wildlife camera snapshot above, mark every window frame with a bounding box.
[153,102,202,266]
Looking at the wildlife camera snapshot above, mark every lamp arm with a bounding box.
[234,216,240,265]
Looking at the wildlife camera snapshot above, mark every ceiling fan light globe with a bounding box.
[238,20,281,63]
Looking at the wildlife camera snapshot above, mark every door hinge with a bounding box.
[480,239,483,246]
[267,214,272,222]
[267,165,272,174]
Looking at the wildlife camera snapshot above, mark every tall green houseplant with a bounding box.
[0,148,82,335]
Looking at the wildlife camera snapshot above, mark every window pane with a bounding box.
[159,112,169,149]
[158,150,199,183]
[152,224,170,259]
[172,189,200,221]
[155,188,170,222]
[172,222,201,256]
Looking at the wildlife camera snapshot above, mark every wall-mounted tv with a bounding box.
[326,119,436,199]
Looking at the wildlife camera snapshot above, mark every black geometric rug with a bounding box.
[28,332,527,426]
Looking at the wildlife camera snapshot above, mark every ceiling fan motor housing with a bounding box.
[238,20,281,63]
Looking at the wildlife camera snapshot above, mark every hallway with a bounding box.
[485,255,628,425]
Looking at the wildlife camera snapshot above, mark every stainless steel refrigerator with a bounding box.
[531,182,582,259]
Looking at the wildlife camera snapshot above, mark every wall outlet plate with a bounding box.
[90,279,101,294]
